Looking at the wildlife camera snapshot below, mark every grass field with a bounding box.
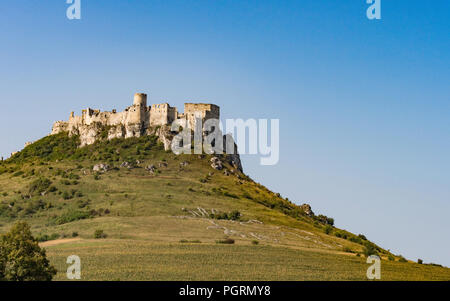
[1,133,449,281]
[45,239,450,281]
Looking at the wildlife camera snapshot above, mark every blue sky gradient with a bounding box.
[0,1,449,266]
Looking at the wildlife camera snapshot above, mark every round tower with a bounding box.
[133,93,147,107]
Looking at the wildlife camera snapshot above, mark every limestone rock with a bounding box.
[222,134,243,172]
[51,121,68,135]
[125,123,143,138]
[210,157,223,170]
[93,164,110,173]
[78,125,100,147]
[226,153,242,173]
[155,126,173,151]
[146,164,156,174]
[120,161,133,169]
[108,126,125,140]
[300,204,314,217]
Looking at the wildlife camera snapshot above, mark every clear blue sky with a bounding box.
[1,1,449,266]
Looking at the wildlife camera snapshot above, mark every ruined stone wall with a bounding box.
[184,103,220,129]
[150,103,176,126]
[50,93,220,147]
[51,121,69,135]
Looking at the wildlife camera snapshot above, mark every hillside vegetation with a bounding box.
[0,133,449,280]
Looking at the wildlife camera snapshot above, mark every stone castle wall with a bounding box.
[184,103,220,129]
[51,93,220,147]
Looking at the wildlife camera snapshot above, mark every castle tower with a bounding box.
[133,93,147,107]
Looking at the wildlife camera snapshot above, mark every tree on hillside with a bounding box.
[0,221,57,281]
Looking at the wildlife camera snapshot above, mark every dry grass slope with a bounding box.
[0,133,448,280]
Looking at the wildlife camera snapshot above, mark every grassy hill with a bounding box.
[0,133,449,280]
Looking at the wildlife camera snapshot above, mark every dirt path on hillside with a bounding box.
[39,238,81,247]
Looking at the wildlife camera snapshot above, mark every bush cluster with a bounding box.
[216,238,235,244]
[94,229,107,239]
[210,210,241,221]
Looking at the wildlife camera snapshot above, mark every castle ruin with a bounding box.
[51,93,220,147]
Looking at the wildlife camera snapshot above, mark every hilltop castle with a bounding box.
[51,93,220,147]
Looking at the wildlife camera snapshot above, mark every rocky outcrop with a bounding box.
[120,161,134,169]
[107,125,125,140]
[77,124,102,147]
[145,164,157,174]
[93,164,110,173]
[154,126,174,151]
[225,153,242,173]
[300,204,314,217]
[222,134,243,172]
[210,157,223,170]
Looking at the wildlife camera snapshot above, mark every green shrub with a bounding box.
[94,229,107,239]
[7,133,79,163]
[179,239,201,244]
[363,243,379,257]
[0,222,56,280]
[349,236,362,244]
[251,240,259,245]
[62,191,72,200]
[315,214,334,226]
[242,192,253,200]
[28,177,52,195]
[36,233,60,242]
[398,256,407,263]
[60,179,72,185]
[68,173,80,180]
[418,259,423,264]
[216,238,235,244]
[210,210,241,221]
[51,210,91,225]
[228,210,241,220]
[223,192,239,199]
[335,231,348,239]
[343,246,354,253]
[76,199,90,208]
[358,234,367,241]
[324,225,333,235]
[12,170,24,177]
